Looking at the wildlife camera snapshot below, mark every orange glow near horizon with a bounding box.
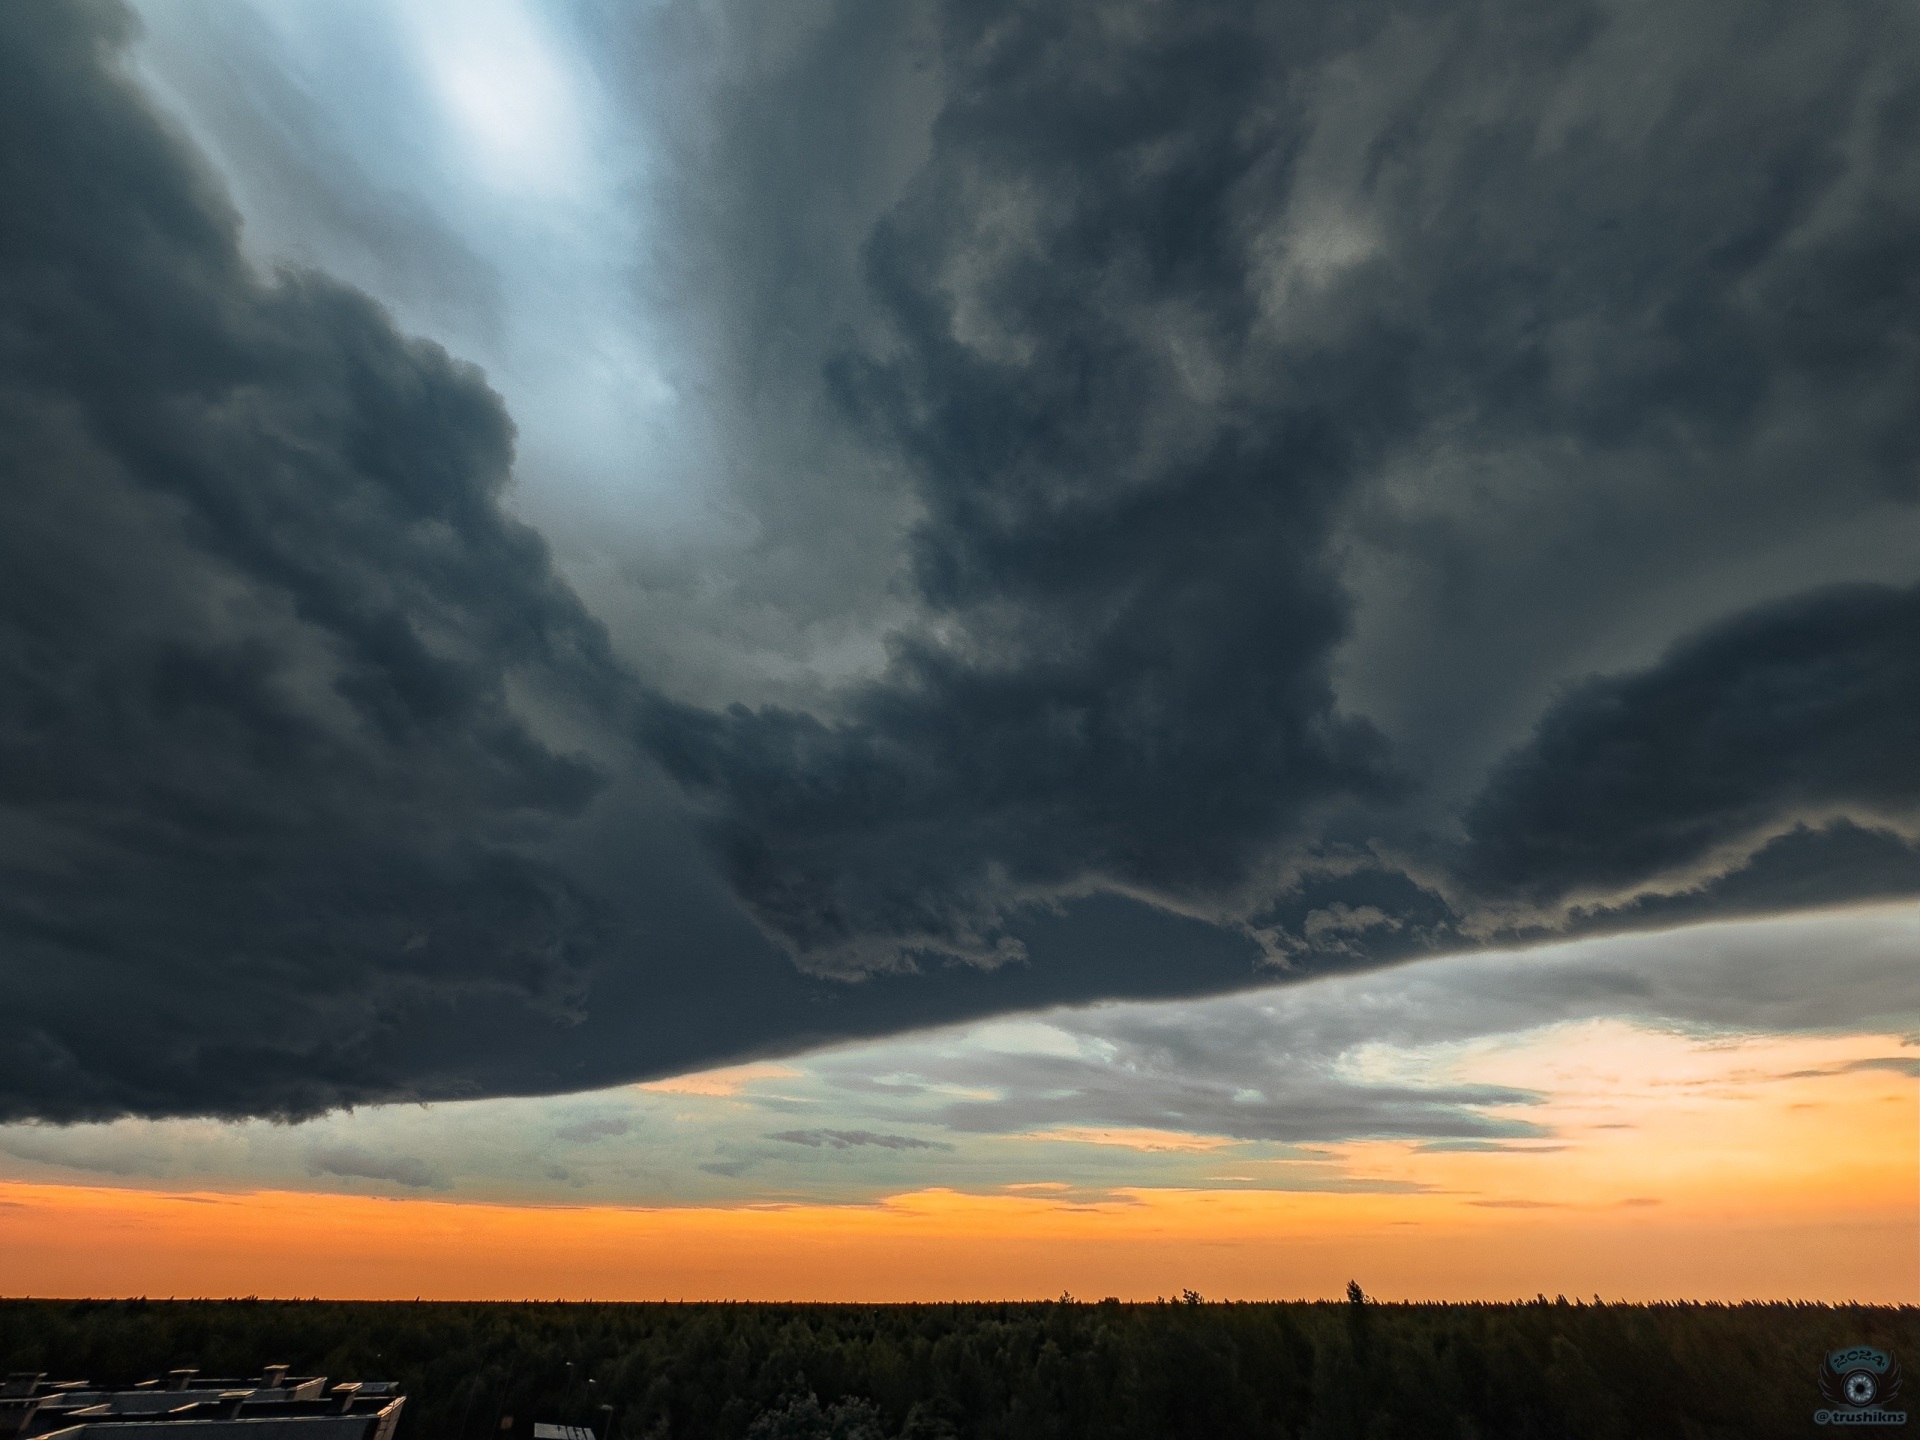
[0,1171,1912,1305]
[4,1022,1914,1305]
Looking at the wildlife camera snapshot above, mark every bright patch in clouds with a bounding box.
[407,0,589,197]
[639,1063,803,1098]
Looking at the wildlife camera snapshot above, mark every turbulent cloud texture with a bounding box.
[647,0,1920,972]
[1,0,1916,1119]
[0,1,645,1118]
[1463,583,1920,908]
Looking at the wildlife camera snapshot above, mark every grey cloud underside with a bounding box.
[2,0,1918,1122]
[805,907,1920,1147]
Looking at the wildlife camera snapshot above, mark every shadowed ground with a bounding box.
[3,1297,1915,1439]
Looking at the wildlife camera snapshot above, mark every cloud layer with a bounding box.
[0,2,650,1118]
[1,907,1911,1204]
[645,0,1920,972]
[1463,583,1920,908]
[0,0,1916,1119]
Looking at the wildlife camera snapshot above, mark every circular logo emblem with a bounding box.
[1843,1370,1880,1407]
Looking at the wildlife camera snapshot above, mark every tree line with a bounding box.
[2,1294,1913,1439]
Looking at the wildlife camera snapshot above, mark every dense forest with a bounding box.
[2,1295,1913,1440]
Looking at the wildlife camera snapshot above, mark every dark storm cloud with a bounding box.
[0,0,1328,1122]
[4,0,1919,1123]
[647,0,1920,971]
[643,2,1419,972]
[1462,583,1920,912]
[0,0,627,1120]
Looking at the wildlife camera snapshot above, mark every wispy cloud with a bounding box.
[307,1145,447,1191]
[555,1117,632,1142]
[768,1130,953,1152]
[1012,1129,1240,1154]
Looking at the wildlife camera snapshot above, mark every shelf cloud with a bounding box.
[2,0,1915,1121]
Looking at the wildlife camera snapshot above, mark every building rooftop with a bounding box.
[1,1371,402,1440]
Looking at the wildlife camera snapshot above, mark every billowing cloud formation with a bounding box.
[0,0,1282,1123]
[1,0,1917,1121]
[0,2,651,1119]
[647,0,1920,972]
[1464,583,1920,910]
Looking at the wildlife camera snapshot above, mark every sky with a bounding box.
[0,0,1916,1300]
[4,907,1916,1300]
